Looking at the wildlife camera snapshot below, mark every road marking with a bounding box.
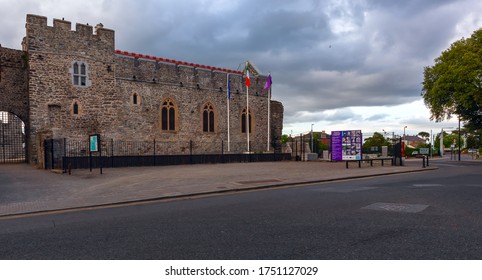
[362,202,429,213]
[411,184,443,187]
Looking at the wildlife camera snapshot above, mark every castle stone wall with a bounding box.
[0,47,30,162]
[4,14,284,165]
[0,47,29,121]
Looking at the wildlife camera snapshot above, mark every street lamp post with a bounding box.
[458,117,461,161]
[440,128,444,157]
[403,126,407,157]
[311,124,314,153]
[440,127,454,158]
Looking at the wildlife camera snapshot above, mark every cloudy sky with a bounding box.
[1,0,481,138]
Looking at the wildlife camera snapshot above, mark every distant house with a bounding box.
[403,135,426,148]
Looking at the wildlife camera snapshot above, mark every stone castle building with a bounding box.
[0,14,284,166]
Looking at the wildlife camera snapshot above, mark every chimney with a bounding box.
[94,23,104,34]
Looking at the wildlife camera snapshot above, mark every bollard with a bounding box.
[426,156,429,167]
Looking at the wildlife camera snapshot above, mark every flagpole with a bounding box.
[267,72,271,152]
[227,73,230,152]
[246,61,250,153]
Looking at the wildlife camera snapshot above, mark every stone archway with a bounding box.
[1,47,30,163]
[0,111,26,163]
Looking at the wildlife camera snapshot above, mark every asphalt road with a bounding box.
[0,159,481,259]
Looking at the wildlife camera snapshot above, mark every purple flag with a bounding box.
[228,79,231,100]
[263,73,272,90]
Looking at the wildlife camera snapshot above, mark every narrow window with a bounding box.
[80,63,86,86]
[209,111,214,132]
[242,114,246,133]
[73,102,79,115]
[133,93,138,105]
[203,111,209,132]
[161,107,168,130]
[73,62,79,85]
[169,107,175,130]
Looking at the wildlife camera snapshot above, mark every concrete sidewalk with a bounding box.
[0,160,436,217]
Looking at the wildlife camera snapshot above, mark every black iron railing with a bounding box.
[43,138,290,170]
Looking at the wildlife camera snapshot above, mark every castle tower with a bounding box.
[25,14,116,164]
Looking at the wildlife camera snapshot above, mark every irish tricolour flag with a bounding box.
[245,63,250,88]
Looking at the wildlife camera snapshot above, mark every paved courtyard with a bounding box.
[0,159,434,217]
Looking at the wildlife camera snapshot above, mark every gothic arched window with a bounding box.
[161,98,177,132]
[241,108,252,134]
[202,103,215,132]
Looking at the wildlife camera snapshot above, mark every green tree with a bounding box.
[418,131,430,142]
[281,134,289,144]
[466,130,482,149]
[434,131,465,152]
[422,28,482,130]
[363,132,390,153]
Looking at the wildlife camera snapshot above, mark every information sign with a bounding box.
[331,130,362,161]
[89,134,99,152]
[419,148,429,155]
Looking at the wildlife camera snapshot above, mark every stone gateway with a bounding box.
[0,15,284,167]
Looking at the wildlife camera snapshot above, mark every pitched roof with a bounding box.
[404,135,425,142]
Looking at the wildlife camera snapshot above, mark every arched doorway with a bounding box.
[0,111,26,163]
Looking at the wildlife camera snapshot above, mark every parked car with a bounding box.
[411,151,424,158]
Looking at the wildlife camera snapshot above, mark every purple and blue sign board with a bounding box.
[331,130,362,161]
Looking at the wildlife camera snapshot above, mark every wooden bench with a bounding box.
[345,158,393,168]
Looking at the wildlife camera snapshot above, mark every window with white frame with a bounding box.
[72,61,89,87]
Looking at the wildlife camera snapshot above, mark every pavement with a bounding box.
[0,158,438,217]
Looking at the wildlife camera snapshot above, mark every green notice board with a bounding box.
[89,134,99,152]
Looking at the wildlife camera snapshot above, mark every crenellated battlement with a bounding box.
[114,50,269,95]
[25,14,115,56]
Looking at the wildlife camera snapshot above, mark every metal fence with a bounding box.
[0,112,26,164]
[44,138,291,170]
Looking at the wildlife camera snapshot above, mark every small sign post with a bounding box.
[89,134,99,153]
[89,134,102,174]
[419,148,429,155]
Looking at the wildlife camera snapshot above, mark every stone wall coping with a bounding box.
[115,50,251,76]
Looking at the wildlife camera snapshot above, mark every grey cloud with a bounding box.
[1,0,480,132]
[286,108,362,124]
[365,114,389,121]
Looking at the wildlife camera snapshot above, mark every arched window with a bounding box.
[202,103,215,132]
[73,102,79,115]
[131,93,140,105]
[161,98,177,132]
[71,100,81,116]
[241,108,252,133]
